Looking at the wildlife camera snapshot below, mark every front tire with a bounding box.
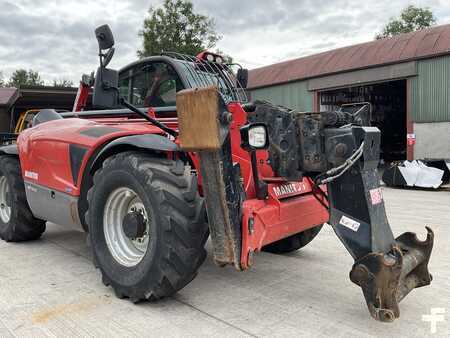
[262,225,323,254]
[87,152,208,301]
[0,156,46,242]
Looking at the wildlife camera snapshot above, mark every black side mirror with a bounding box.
[92,24,119,109]
[95,24,115,50]
[237,68,249,88]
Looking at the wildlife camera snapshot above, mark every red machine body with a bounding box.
[18,118,173,195]
[17,100,328,269]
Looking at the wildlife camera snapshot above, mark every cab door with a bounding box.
[119,61,184,118]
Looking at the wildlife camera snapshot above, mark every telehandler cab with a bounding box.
[0,25,433,322]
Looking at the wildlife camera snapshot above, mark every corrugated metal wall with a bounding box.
[250,55,450,122]
[411,55,450,122]
[249,80,313,111]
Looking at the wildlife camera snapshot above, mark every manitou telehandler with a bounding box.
[0,25,433,322]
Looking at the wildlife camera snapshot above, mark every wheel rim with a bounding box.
[0,176,11,223]
[103,187,151,267]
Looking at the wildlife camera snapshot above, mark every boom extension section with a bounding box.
[176,88,433,322]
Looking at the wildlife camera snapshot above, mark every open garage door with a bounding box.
[319,80,407,162]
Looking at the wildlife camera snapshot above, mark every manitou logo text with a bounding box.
[273,182,307,198]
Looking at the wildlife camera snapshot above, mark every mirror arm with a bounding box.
[98,48,105,88]
[98,48,104,68]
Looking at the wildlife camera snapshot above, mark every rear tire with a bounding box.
[262,225,323,254]
[87,152,208,301]
[0,156,46,242]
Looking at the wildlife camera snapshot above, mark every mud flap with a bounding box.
[327,127,434,322]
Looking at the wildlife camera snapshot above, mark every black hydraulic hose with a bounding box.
[308,178,329,211]
[314,141,365,185]
[311,188,329,211]
[120,98,178,138]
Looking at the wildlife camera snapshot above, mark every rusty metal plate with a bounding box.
[176,87,222,151]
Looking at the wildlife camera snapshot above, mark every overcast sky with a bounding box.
[1,0,449,84]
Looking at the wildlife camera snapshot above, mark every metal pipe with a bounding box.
[120,99,178,137]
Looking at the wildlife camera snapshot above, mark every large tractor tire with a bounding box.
[262,224,323,254]
[87,152,208,302]
[0,156,46,242]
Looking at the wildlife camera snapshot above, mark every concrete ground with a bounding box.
[0,186,449,337]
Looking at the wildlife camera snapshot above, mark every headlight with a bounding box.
[240,123,269,151]
[248,126,267,148]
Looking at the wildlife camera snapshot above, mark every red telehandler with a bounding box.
[0,25,433,322]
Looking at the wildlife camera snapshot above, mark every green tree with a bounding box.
[376,5,436,39]
[52,79,74,87]
[0,72,4,87]
[8,69,44,87]
[138,0,220,57]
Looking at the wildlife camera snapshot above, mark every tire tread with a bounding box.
[262,224,323,254]
[86,152,208,301]
[0,156,45,242]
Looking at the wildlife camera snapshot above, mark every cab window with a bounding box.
[118,75,131,101]
[129,62,183,108]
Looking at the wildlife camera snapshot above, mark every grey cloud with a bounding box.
[0,0,146,82]
[0,0,448,83]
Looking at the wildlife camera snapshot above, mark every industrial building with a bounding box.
[248,24,450,161]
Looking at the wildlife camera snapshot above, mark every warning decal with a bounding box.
[24,170,38,180]
[339,215,361,232]
[370,188,383,205]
